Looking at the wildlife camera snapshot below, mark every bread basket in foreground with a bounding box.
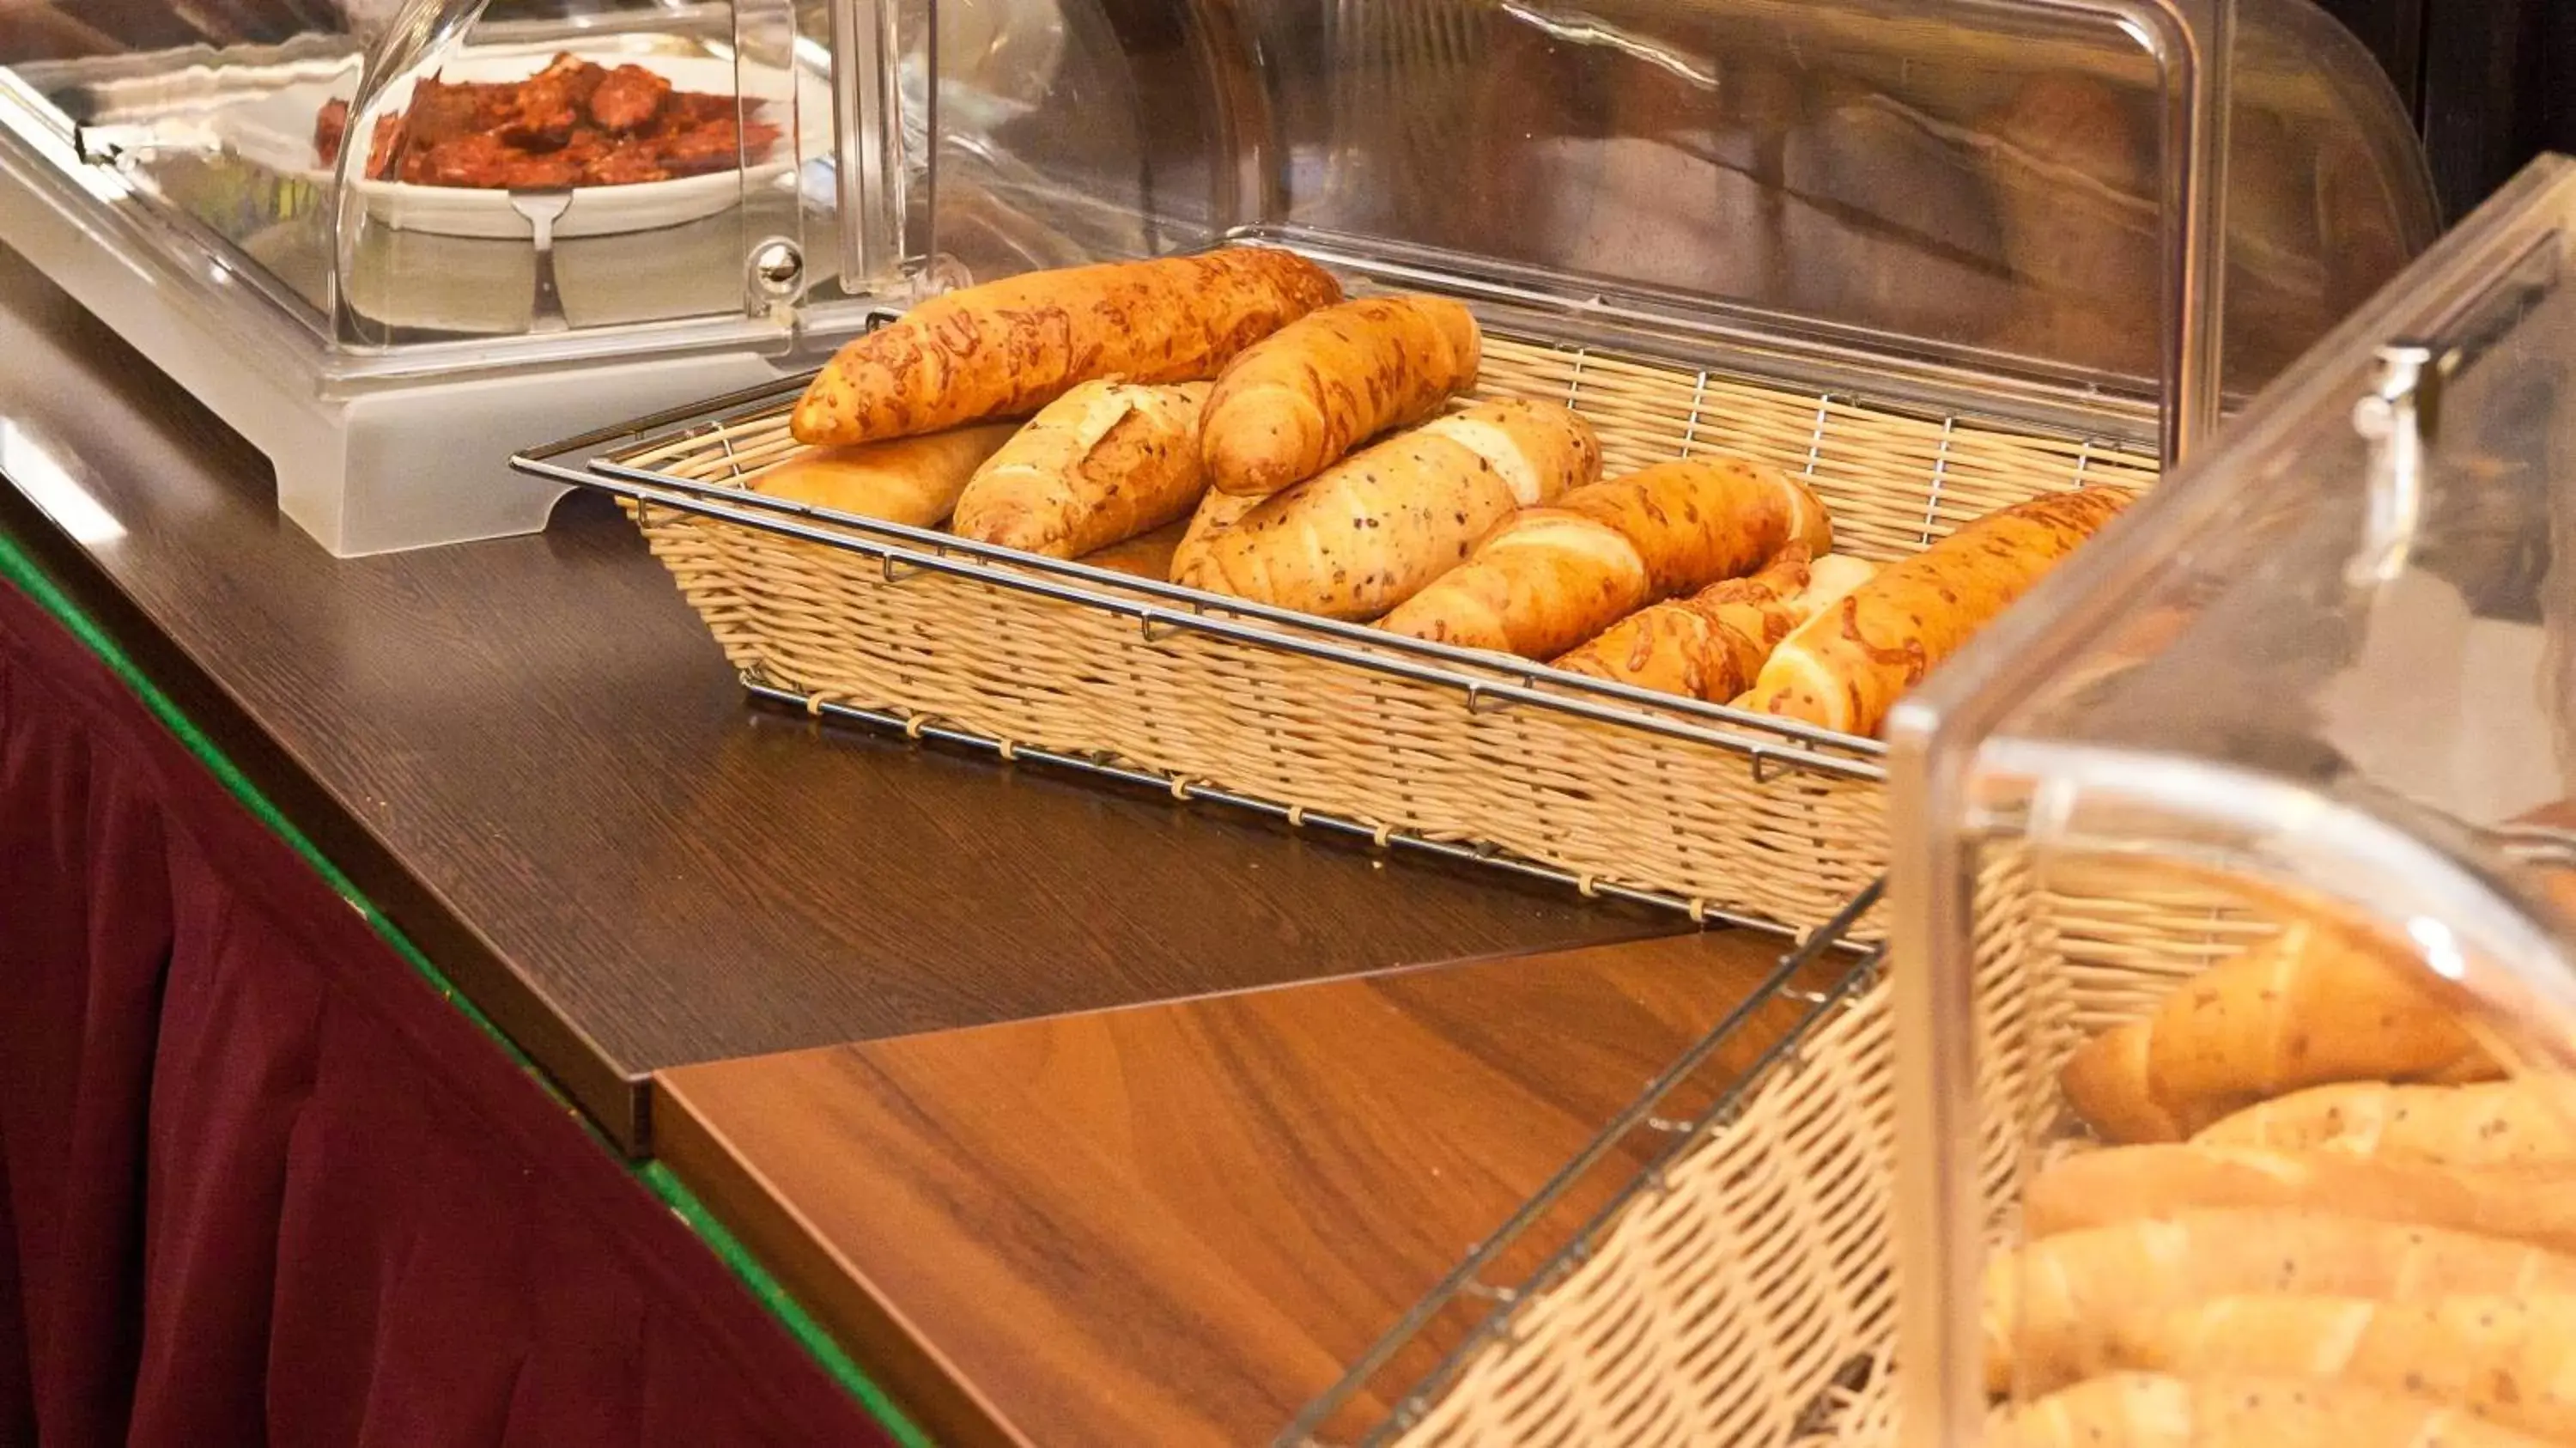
[1259,156,2576,1448]
[514,242,2160,939]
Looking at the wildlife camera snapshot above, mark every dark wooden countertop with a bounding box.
[654,929,1823,1448]
[0,245,1673,1152]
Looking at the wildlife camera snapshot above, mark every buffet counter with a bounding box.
[0,241,1759,1444]
[0,250,1674,1154]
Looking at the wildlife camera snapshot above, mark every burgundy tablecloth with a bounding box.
[0,575,896,1448]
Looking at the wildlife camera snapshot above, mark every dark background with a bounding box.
[2319,0,2576,218]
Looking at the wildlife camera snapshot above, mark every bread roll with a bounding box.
[1379,456,1833,659]
[1200,295,1482,497]
[1171,399,1600,620]
[2195,1080,2576,1170]
[748,423,1022,526]
[1984,1208,2576,1395]
[1740,484,2137,737]
[790,250,1340,446]
[2023,1144,2576,1256]
[1555,549,1875,701]
[951,380,1210,558]
[1997,1372,2553,1448]
[1078,518,1192,581]
[2059,919,2499,1144]
[2121,1294,2576,1445]
[1169,486,1261,584]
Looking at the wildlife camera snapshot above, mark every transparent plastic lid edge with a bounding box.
[1887,149,2576,1447]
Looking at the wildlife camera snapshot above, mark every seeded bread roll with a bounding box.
[1556,549,1877,701]
[951,380,1211,558]
[1997,1372,2553,1448]
[2023,1144,2576,1256]
[1200,295,1483,498]
[1171,399,1601,621]
[2195,1081,2576,1169]
[2117,1293,2576,1445]
[1380,456,1834,660]
[1984,1209,2576,1396]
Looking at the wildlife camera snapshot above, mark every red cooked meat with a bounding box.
[498,152,584,188]
[402,74,494,146]
[586,64,671,134]
[314,97,349,164]
[580,144,671,186]
[319,56,769,189]
[532,52,606,108]
[363,113,406,179]
[667,91,738,127]
[503,53,606,149]
[402,132,514,188]
[653,117,750,176]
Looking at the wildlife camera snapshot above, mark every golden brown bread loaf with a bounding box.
[1996,1372,2555,1448]
[1200,295,1482,497]
[789,250,1340,446]
[2195,1081,2576,1169]
[2058,920,2500,1144]
[1077,517,1192,581]
[2117,1294,2576,1445]
[1170,400,1601,621]
[2023,1144,2576,1255]
[1554,549,1876,700]
[1377,456,1834,659]
[1983,1208,2576,1395]
[747,423,1023,526]
[950,380,1211,558]
[1168,486,1261,585]
[1739,484,2137,737]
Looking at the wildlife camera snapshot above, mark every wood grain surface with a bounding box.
[0,244,1673,1152]
[655,929,1826,1448]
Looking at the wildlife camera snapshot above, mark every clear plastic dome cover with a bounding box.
[1890,155,2576,1445]
[3,0,2436,418]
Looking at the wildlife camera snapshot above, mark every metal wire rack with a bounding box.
[1277,880,1891,1447]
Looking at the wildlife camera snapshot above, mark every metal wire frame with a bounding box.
[1274,880,1890,1448]
[740,677,1818,927]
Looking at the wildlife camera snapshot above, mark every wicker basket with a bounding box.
[1304,863,2284,1448]
[538,307,2157,939]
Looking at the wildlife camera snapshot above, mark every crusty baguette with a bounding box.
[2024,1144,2576,1254]
[2062,1022,2191,1143]
[1171,399,1601,621]
[1554,549,1875,700]
[1996,1372,2554,1448]
[951,380,1211,558]
[2196,1081,2576,1169]
[790,250,1340,446]
[1078,517,1191,581]
[1377,456,1834,659]
[1739,484,2136,736]
[1169,487,1261,584]
[2118,1295,2576,1445]
[1984,1209,2576,1395]
[2059,919,2499,1144]
[1201,295,1482,497]
[748,423,1023,526]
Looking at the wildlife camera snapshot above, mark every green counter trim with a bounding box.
[0,531,936,1448]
